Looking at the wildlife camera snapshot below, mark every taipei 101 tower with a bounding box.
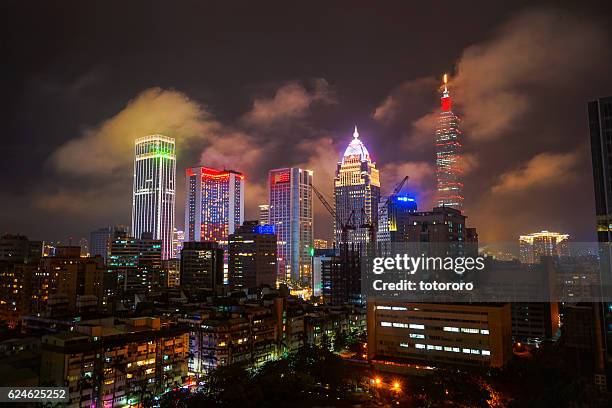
[435,74,464,210]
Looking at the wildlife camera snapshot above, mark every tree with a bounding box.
[415,370,490,408]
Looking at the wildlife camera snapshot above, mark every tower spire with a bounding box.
[353,125,359,139]
[441,74,451,112]
[443,73,449,97]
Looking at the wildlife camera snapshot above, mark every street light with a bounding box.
[392,381,401,392]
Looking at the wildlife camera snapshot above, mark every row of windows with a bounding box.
[380,321,488,335]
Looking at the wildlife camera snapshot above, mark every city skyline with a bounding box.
[3,2,612,405]
[3,1,612,245]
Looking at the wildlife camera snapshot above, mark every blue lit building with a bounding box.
[377,194,418,243]
[228,221,277,290]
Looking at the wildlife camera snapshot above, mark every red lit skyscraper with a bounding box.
[185,166,245,243]
[268,167,313,284]
[435,74,464,210]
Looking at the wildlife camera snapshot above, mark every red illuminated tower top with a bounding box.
[435,73,463,210]
[441,73,452,112]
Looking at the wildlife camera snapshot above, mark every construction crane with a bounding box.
[378,176,411,215]
[376,176,411,242]
[310,183,356,244]
[359,207,377,245]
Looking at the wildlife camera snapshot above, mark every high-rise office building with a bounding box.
[377,195,418,243]
[185,166,244,243]
[334,127,380,245]
[591,96,612,243]
[131,135,176,260]
[312,248,337,297]
[268,167,313,283]
[180,242,224,291]
[589,95,612,388]
[518,231,569,264]
[405,207,477,244]
[107,232,162,295]
[367,301,512,371]
[259,204,270,225]
[228,221,277,290]
[90,225,128,263]
[319,247,361,305]
[435,74,464,210]
[172,228,185,258]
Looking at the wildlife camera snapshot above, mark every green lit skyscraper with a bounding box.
[131,135,176,260]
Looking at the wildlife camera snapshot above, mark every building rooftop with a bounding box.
[342,126,371,163]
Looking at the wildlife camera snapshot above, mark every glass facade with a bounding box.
[268,167,313,284]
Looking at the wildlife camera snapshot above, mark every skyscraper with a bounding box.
[258,204,270,225]
[588,95,612,387]
[131,135,176,260]
[377,194,418,243]
[107,232,162,295]
[268,167,313,283]
[435,74,464,210]
[185,166,244,243]
[90,225,129,264]
[180,241,224,291]
[518,231,570,264]
[334,126,380,245]
[591,97,612,243]
[228,221,277,290]
[405,207,477,244]
[172,228,185,259]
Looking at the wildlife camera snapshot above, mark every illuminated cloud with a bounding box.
[199,128,265,174]
[453,8,608,141]
[491,152,579,194]
[373,77,437,125]
[374,8,609,143]
[243,79,335,126]
[50,87,208,177]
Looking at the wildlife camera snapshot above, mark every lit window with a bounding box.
[409,324,425,330]
[461,328,479,334]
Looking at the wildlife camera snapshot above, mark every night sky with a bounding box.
[3,0,612,244]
